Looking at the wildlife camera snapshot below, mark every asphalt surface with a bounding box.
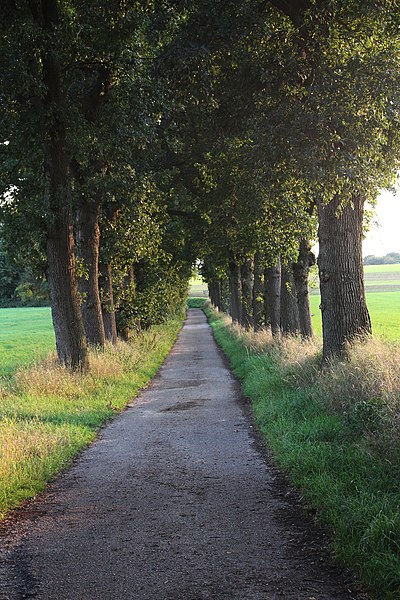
[0,309,366,599]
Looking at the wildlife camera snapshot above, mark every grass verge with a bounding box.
[0,315,183,521]
[202,302,400,600]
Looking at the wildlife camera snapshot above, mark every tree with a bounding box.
[251,0,400,358]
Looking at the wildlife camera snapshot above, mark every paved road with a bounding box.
[0,309,364,599]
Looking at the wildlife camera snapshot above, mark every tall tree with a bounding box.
[30,0,88,369]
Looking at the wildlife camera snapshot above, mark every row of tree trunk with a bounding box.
[208,197,372,361]
[208,244,314,339]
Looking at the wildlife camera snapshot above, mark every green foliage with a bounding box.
[0,240,22,304]
[0,239,49,307]
[187,297,207,308]
[116,258,189,332]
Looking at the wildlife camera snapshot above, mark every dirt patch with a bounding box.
[160,400,205,412]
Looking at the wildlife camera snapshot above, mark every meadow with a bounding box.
[0,307,55,377]
[310,264,400,340]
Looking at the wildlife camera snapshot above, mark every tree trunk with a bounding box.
[208,282,215,306]
[214,280,222,310]
[118,265,136,341]
[38,0,88,370]
[293,239,315,338]
[252,252,264,332]
[264,257,281,337]
[229,260,242,324]
[318,195,371,361]
[99,262,117,344]
[220,277,229,312]
[280,263,300,335]
[76,198,106,348]
[46,201,89,370]
[240,258,254,330]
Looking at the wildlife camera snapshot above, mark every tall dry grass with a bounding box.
[221,311,400,446]
[0,315,183,520]
[11,341,138,399]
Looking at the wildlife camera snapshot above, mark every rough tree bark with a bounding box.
[117,265,136,341]
[264,257,281,337]
[318,195,371,361]
[76,198,106,348]
[229,260,242,324]
[252,252,264,332]
[99,262,118,345]
[36,0,88,370]
[220,278,229,312]
[214,280,222,311]
[208,282,216,307]
[280,263,300,335]
[240,258,254,330]
[99,203,118,343]
[293,239,315,338]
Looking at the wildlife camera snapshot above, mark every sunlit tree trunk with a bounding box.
[229,260,242,324]
[280,263,300,335]
[293,239,315,338]
[318,195,371,361]
[220,277,229,312]
[99,262,117,344]
[264,257,281,337]
[76,197,106,348]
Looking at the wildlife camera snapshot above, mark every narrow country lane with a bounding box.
[0,309,364,600]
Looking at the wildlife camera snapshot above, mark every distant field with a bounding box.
[189,275,209,297]
[364,264,400,273]
[309,264,400,340]
[311,263,400,294]
[0,307,55,377]
[310,292,400,341]
[192,264,400,298]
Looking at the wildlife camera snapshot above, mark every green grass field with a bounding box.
[310,292,400,341]
[310,264,400,340]
[0,307,55,377]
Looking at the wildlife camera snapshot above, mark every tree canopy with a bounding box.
[1,0,399,365]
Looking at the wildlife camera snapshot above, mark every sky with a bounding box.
[363,188,400,256]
